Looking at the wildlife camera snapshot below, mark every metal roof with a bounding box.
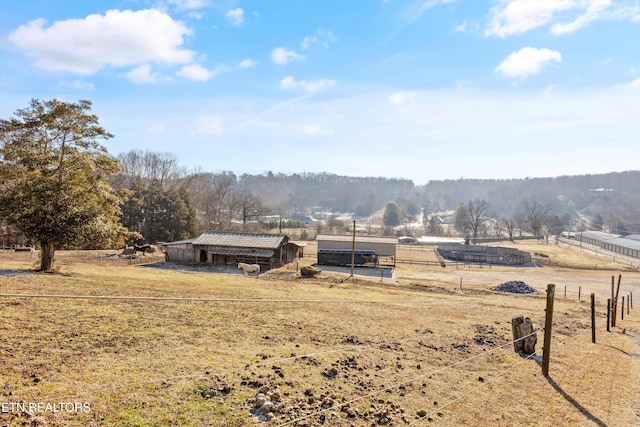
[579,231,618,241]
[603,237,640,251]
[163,238,196,246]
[316,234,397,245]
[208,249,274,257]
[193,231,286,249]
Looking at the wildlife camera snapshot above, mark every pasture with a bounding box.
[0,242,638,426]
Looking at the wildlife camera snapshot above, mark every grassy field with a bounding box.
[0,243,639,426]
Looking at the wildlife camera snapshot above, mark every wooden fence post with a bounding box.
[542,284,555,377]
[579,286,581,301]
[611,276,615,327]
[628,294,631,315]
[621,296,625,320]
[591,293,596,344]
[606,299,611,332]
[613,275,622,325]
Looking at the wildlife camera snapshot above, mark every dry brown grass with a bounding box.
[0,246,639,427]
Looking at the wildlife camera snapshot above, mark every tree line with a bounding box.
[2,99,638,271]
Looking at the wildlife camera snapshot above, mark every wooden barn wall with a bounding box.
[166,244,195,262]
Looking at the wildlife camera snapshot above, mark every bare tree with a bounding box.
[116,150,185,189]
[231,191,269,230]
[203,175,235,230]
[501,216,517,241]
[457,199,491,243]
[523,201,550,239]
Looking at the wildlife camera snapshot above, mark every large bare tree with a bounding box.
[456,199,491,243]
[523,201,550,239]
[231,191,269,230]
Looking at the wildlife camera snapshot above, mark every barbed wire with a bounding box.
[0,292,474,304]
[407,351,537,426]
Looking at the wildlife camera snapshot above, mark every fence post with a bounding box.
[621,296,625,320]
[564,285,567,299]
[591,293,596,344]
[579,286,581,301]
[612,275,622,326]
[611,276,615,327]
[542,284,555,377]
[628,294,631,315]
[606,299,611,332]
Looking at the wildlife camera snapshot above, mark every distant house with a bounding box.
[164,231,301,269]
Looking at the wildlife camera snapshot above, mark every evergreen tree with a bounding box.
[0,99,124,270]
[383,202,401,226]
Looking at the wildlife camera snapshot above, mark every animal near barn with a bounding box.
[163,231,301,269]
[316,234,397,267]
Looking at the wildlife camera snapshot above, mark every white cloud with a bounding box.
[616,77,640,89]
[495,47,562,79]
[301,29,338,49]
[271,47,305,65]
[59,79,95,90]
[388,91,419,105]
[167,0,210,10]
[279,76,336,93]
[177,64,210,81]
[196,115,223,135]
[226,8,244,26]
[403,0,459,23]
[551,0,611,34]
[454,20,468,32]
[126,64,162,84]
[296,124,334,136]
[485,0,630,37]
[239,58,258,68]
[147,123,166,133]
[301,35,316,50]
[484,0,575,38]
[8,9,194,75]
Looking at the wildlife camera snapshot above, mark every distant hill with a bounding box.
[231,170,640,233]
[417,170,640,233]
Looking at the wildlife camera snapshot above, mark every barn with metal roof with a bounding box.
[164,231,301,269]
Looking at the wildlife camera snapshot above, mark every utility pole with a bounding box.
[350,220,356,277]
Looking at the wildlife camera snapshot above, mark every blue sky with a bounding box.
[1,0,639,184]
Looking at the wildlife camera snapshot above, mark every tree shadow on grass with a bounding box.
[546,376,608,427]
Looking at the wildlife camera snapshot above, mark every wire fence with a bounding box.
[0,276,635,425]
